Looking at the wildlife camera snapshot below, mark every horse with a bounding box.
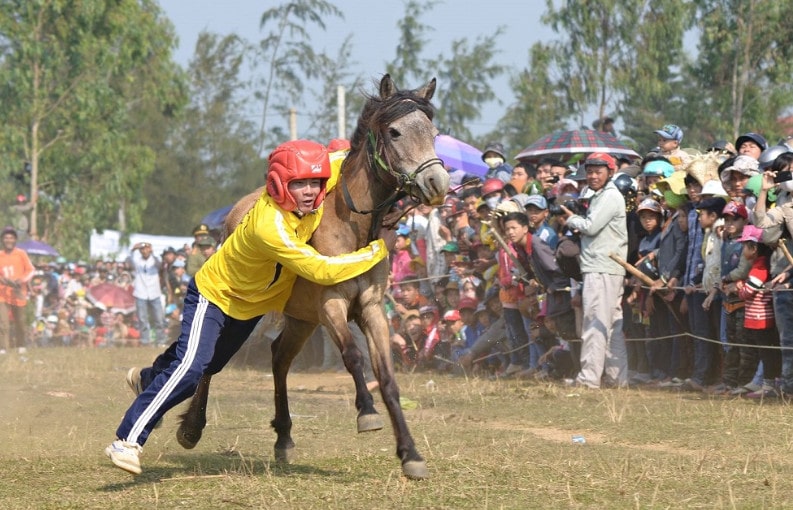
[175,74,449,480]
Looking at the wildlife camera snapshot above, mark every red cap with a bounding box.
[443,309,461,321]
[458,297,479,310]
[722,201,748,219]
[585,152,616,171]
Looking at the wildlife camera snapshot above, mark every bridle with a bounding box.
[341,128,442,239]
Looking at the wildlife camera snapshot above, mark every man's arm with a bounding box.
[565,189,622,236]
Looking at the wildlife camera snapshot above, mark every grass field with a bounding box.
[2,346,793,509]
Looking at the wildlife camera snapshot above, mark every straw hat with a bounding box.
[683,152,721,186]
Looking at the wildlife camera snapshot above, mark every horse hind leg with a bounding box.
[271,317,317,464]
[176,374,212,449]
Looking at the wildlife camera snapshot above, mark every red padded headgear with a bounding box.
[481,178,505,196]
[266,140,331,212]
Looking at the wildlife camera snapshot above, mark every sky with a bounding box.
[158,0,556,142]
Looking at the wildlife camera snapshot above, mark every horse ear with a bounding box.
[416,78,436,101]
[379,74,397,99]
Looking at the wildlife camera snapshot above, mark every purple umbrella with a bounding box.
[434,134,488,176]
[17,239,59,257]
[515,129,639,160]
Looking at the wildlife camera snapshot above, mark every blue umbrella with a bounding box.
[17,239,59,257]
[200,205,233,231]
[434,134,488,176]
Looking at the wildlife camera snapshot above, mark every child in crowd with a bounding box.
[736,225,780,398]
[648,180,688,386]
[717,201,756,395]
[627,198,664,385]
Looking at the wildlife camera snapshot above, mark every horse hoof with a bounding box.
[402,459,429,480]
[274,446,295,464]
[357,413,384,433]
[176,427,201,450]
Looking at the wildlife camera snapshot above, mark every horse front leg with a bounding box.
[176,374,212,449]
[359,299,428,480]
[322,297,384,433]
[271,317,317,463]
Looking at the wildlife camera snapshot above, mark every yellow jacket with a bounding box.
[195,150,387,319]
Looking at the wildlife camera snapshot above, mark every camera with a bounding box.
[774,170,793,184]
[549,199,585,216]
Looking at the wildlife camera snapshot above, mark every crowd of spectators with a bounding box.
[384,127,793,400]
[0,223,217,352]
[7,126,793,402]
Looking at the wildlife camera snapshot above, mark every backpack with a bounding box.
[555,233,582,281]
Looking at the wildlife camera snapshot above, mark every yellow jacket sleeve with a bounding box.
[195,191,387,320]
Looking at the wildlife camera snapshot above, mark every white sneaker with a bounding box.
[0,349,6,355]
[17,347,27,354]
[105,440,142,475]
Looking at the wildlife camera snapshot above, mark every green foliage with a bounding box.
[494,43,570,160]
[385,0,439,85]
[681,0,793,146]
[617,0,695,152]
[252,0,344,153]
[142,32,263,236]
[0,0,185,257]
[431,32,506,143]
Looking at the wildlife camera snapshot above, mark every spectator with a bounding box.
[562,153,629,388]
[735,225,780,399]
[186,223,212,277]
[735,132,767,161]
[653,124,692,171]
[0,226,35,354]
[481,142,512,184]
[129,242,166,346]
[8,194,34,241]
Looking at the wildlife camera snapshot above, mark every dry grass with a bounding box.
[2,347,793,509]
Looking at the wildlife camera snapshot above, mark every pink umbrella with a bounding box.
[86,283,136,314]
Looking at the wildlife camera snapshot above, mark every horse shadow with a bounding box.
[98,452,340,492]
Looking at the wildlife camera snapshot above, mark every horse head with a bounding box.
[350,74,449,207]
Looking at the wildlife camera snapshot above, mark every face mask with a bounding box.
[484,157,504,169]
[485,196,501,210]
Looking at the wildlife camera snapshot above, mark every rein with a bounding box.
[341,129,442,240]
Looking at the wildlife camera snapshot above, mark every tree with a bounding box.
[617,0,694,152]
[542,0,644,127]
[0,0,184,255]
[431,32,506,143]
[385,0,439,86]
[252,0,344,153]
[302,36,366,144]
[682,0,793,145]
[494,42,570,159]
[142,32,263,236]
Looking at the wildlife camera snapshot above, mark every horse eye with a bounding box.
[389,127,401,139]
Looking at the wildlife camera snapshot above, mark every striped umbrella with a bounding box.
[515,129,639,160]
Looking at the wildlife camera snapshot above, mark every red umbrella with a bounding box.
[86,283,136,314]
[515,129,639,160]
